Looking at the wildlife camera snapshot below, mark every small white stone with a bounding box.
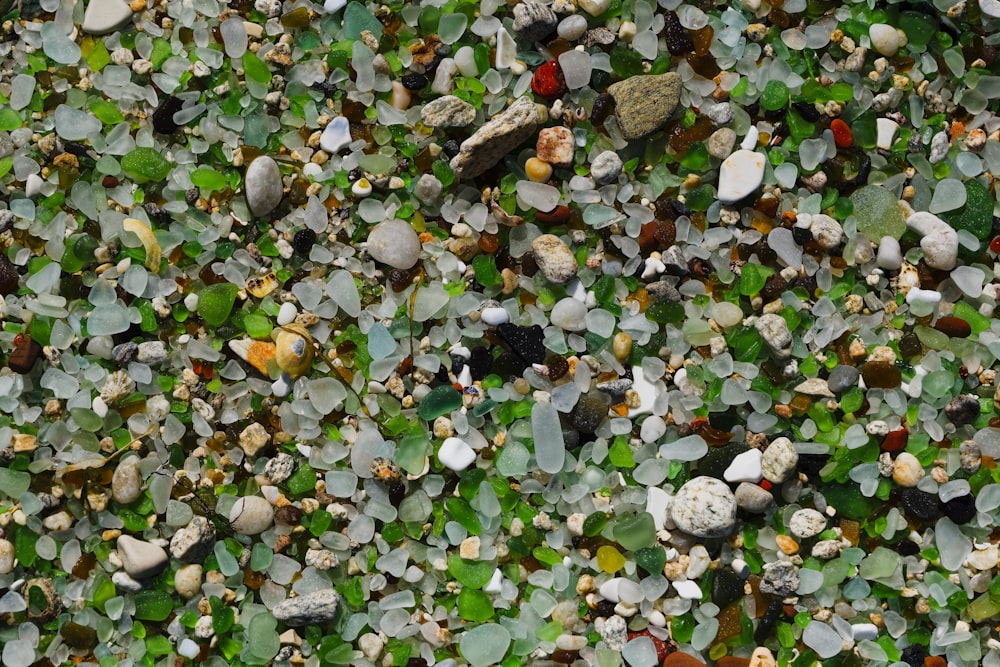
[893,452,925,487]
[112,455,143,504]
[672,580,703,599]
[869,24,900,56]
[319,116,352,153]
[178,639,200,660]
[718,149,766,203]
[82,0,133,34]
[876,236,902,270]
[808,214,843,250]
[788,508,826,538]
[761,437,798,483]
[557,15,588,41]
[229,495,275,535]
[484,568,504,593]
[876,117,899,150]
[578,0,610,16]
[175,563,203,598]
[480,307,510,326]
[723,448,763,483]
[324,0,347,12]
[852,623,879,641]
[0,538,15,574]
[245,156,283,217]
[645,487,674,531]
[117,535,169,579]
[629,365,657,417]
[277,302,298,326]
[599,578,623,602]
[438,437,476,471]
[549,297,587,331]
[908,211,958,270]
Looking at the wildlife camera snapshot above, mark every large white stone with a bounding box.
[438,437,476,471]
[869,23,900,56]
[367,219,421,269]
[907,211,958,270]
[229,496,274,535]
[82,0,133,34]
[117,535,168,579]
[717,149,766,203]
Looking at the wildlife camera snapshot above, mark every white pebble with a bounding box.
[869,23,900,56]
[718,149,766,203]
[480,307,509,326]
[319,116,352,153]
[438,437,477,471]
[876,117,899,150]
[723,448,763,483]
[277,302,298,326]
[876,236,902,270]
[672,580,703,599]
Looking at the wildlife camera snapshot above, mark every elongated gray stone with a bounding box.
[272,589,340,626]
[450,97,539,179]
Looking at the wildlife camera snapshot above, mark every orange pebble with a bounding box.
[525,157,553,182]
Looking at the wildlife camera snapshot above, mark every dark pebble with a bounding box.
[941,494,977,524]
[934,316,972,338]
[663,12,694,55]
[791,226,813,245]
[900,488,941,522]
[401,73,428,90]
[112,342,139,365]
[152,95,184,134]
[60,622,98,650]
[442,139,461,159]
[792,100,821,122]
[571,394,609,434]
[900,644,925,667]
[468,346,492,379]
[896,540,919,556]
[797,453,829,478]
[8,335,41,374]
[0,254,20,295]
[292,228,317,256]
[945,395,980,426]
[711,567,743,607]
[754,598,783,644]
[497,323,545,364]
[596,379,632,400]
[826,365,860,394]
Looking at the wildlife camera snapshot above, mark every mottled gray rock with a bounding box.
[264,452,296,484]
[229,495,274,535]
[607,73,682,141]
[670,477,737,538]
[708,128,737,160]
[111,455,143,504]
[590,151,623,185]
[136,341,167,364]
[450,97,539,179]
[755,314,792,358]
[761,437,798,484]
[117,535,168,579]
[789,508,826,539]
[760,560,800,595]
[245,156,283,217]
[735,482,773,514]
[272,589,340,626]
[513,1,558,41]
[170,516,216,563]
[826,365,859,394]
[414,174,443,203]
[421,95,476,128]
[367,219,422,269]
[532,234,577,284]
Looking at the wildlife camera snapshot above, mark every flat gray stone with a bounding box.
[117,535,168,579]
[272,589,340,626]
[607,73,682,141]
[451,97,539,179]
[421,95,476,128]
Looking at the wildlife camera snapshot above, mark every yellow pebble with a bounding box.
[525,157,553,183]
[612,332,633,363]
[775,534,799,555]
[596,545,626,573]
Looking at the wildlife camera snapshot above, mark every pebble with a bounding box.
[82,0,133,34]
[421,95,476,128]
[826,365,859,394]
[136,341,167,364]
[480,306,510,326]
[718,149,766,204]
[670,477,738,538]
[945,395,980,425]
[438,436,477,471]
[942,494,977,524]
[245,156,283,217]
[735,482,773,514]
[536,126,575,167]
[414,174,443,203]
[892,452,925,487]
[239,422,271,457]
[367,219,422,269]
[754,314,792,358]
[876,236,902,269]
[982,0,1000,17]
[749,647,776,667]
[901,488,941,522]
[672,579,703,599]
[512,1,558,42]
[229,495,275,535]
[590,151,623,185]
[532,234,578,284]
[759,560,799,595]
[169,516,216,563]
[174,563,203,599]
[450,96,540,178]
[876,117,899,150]
[549,297,588,331]
[607,73,682,141]
[907,211,958,270]
[788,508,826,539]
[723,448,763,483]
[277,302,297,326]
[761,437,798,483]
[708,128,737,159]
[272,589,341,627]
[869,23,900,56]
[111,455,143,504]
[706,102,733,126]
[806,214,843,250]
[0,538,14,574]
[117,535,169,579]
[319,116,352,153]
[578,0,611,16]
[557,14,588,41]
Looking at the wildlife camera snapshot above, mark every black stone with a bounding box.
[945,395,980,426]
[0,254,20,295]
[595,600,617,618]
[468,346,492,380]
[292,228,318,256]
[570,394,609,434]
[497,323,545,364]
[401,73,428,90]
[941,494,977,524]
[896,540,919,557]
[754,598,783,644]
[442,140,461,159]
[663,12,694,55]
[792,101,821,122]
[791,226,813,245]
[826,365,860,394]
[900,488,941,522]
[152,96,184,134]
[900,644,925,667]
[797,453,829,478]
[711,568,743,607]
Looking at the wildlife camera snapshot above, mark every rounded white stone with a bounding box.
[869,23,900,57]
[112,455,143,504]
[549,297,587,331]
[718,149,766,204]
[367,220,422,269]
[876,236,902,270]
[670,477,738,538]
[723,448,763,483]
[0,538,14,574]
[175,563,203,599]
[438,437,477,471]
[229,495,275,535]
[245,156,283,217]
[480,307,510,326]
[117,535,169,579]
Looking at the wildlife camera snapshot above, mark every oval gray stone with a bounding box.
[111,455,143,504]
[229,495,274,535]
[245,156,283,217]
[670,477,737,538]
[272,589,340,626]
[367,219,422,269]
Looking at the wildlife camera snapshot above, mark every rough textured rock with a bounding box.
[111,455,143,504]
[760,561,800,595]
[170,516,216,563]
[512,2,558,42]
[670,477,738,538]
[607,73,682,141]
[272,589,340,626]
[755,314,792,358]
[420,95,476,128]
[761,437,798,484]
[450,97,540,178]
[531,234,578,284]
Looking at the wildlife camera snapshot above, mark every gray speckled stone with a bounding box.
[670,477,737,538]
[532,234,578,284]
[272,589,340,626]
[367,219,422,269]
[761,437,798,484]
[735,482,773,514]
[513,1,558,41]
[170,516,216,563]
[421,95,476,128]
[760,561,800,596]
[450,97,539,179]
[245,156,283,217]
[607,73,682,141]
[826,365,860,394]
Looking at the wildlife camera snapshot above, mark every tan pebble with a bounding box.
[612,332,632,363]
[749,646,776,667]
[102,529,122,541]
[775,535,799,555]
[892,452,925,487]
[0,538,14,574]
